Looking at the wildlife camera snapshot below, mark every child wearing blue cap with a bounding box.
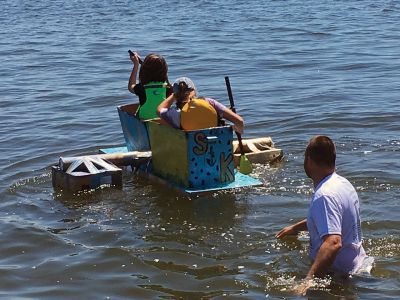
[157,77,244,133]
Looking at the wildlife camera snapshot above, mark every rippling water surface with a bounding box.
[1,0,399,299]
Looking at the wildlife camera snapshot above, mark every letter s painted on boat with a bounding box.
[193,133,208,155]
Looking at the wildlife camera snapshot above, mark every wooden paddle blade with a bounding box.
[239,154,253,175]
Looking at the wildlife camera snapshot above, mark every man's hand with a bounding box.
[275,224,297,239]
[294,278,313,296]
[275,219,308,239]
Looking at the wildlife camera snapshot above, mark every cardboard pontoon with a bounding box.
[233,137,283,166]
[52,155,122,193]
[52,151,151,193]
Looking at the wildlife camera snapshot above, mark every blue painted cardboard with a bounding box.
[117,103,150,151]
[186,127,235,188]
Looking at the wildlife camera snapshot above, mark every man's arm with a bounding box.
[295,234,342,295]
[307,234,342,278]
[275,219,308,239]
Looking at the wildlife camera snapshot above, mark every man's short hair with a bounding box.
[306,136,336,168]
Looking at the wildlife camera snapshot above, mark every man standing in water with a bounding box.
[276,136,367,295]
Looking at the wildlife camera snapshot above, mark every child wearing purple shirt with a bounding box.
[157,77,244,133]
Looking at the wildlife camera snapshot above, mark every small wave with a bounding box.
[263,272,332,295]
[363,235,400,258]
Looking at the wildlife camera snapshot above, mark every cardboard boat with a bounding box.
[52,102,283,194]
[111,103,283,193]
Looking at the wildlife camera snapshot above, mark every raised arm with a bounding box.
[128,52,141,93]
[156,94,175,117]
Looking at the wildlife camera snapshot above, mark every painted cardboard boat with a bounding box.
[101,103,282,194]
[52,102,283,194]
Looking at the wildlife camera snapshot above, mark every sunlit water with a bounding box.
[0,0,399,299]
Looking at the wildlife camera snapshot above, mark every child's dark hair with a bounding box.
[174,82,193,109]
[139,53,169,85]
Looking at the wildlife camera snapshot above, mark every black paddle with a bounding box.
[128,50,143,64]
[225,76,253,175]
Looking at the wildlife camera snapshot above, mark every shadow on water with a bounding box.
[53,170,244,228]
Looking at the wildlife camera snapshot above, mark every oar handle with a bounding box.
[128,50,143,64]
[225,76,245,156]
[225,76,236,112]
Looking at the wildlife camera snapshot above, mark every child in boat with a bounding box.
[157,77,244,133]
[128,52,173,120]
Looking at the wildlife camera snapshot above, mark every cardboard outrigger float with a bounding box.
[52,102,283,194]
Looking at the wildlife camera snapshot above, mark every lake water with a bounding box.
[0,0,399,299]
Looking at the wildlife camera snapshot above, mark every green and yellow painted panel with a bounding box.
[148,122,234,189]
[148,122,189,187]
